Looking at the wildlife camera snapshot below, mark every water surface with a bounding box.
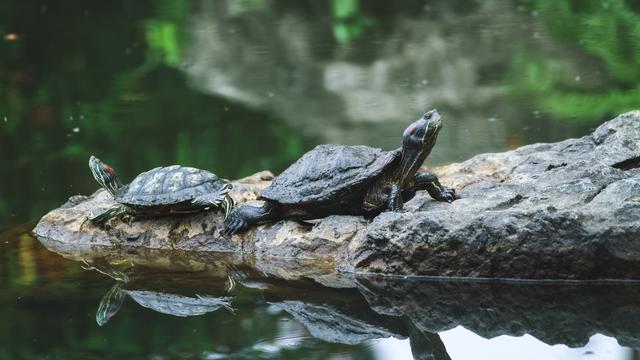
[2,229,640,359]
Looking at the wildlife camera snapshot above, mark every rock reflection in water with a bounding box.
[357,276,640,349]
[75,247,640,359]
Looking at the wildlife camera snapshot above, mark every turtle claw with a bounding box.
[440,186,459,202]
[223,212,248,235]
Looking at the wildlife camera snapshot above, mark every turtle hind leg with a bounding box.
[223,202,280,235]
[88,204,128,226]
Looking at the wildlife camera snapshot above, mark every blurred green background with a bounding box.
[1,0,638,229]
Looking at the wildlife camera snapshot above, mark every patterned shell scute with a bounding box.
[261,144,396,204]
[122,290,233,317]
[117,165,224,206]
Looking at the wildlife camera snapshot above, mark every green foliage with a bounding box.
[332,0,359,19]
[0,0,309,230]
[331,0,374,44]
[145,20,181,65]
[512,0,640,120]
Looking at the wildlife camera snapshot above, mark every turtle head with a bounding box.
[96,283,125,326]
[399,109,443,180]
[89,156,123,196]
[402,109,442,149]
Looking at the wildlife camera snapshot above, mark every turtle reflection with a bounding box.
[123,289,233,317]
[90,259,235,326]
[96,283,126,326]
[95,281,234,325]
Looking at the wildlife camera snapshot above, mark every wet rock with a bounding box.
[34,111,640,279]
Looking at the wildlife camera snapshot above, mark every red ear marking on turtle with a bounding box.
[101,163,114,175]
[407,122,418,135]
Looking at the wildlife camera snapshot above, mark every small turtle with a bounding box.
[95,283,234,325]
[224,109,457,234]
[88,156,234,225]
[123,290,234,317]
[96,283,126,326]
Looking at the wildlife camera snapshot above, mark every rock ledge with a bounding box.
[34,111,640,279]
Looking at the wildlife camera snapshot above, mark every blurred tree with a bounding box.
[331,0,374,43]
[511,0,640,120]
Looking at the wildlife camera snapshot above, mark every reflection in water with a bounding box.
[96,283,126,326]
[1,230,639,358]
[92,260,235,325]
[64,248,639,360]
[441,329,632,360]
[96,282,235,326]
[85,262,451,359]
[123,290,234,317]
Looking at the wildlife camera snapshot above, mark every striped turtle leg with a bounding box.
[89,204,129,226]
[221,195,234,220]
[192,192,235,220]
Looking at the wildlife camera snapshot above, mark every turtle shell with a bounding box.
[122,290,233,317]
[115,165,228,206]
[260,144,399,205]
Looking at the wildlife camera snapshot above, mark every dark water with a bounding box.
[3,227,640,359]
[2,0,640,358]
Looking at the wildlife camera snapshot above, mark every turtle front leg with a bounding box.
[385,184,404,211]
[88,204,129,226]
[412,172,458,202]
[223,202,280,235]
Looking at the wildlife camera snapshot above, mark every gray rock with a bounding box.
[353,111,640,279]
[34,111,640,279]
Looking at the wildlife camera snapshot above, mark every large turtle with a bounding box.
[224,109,457,234]
[88,156,234,225]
